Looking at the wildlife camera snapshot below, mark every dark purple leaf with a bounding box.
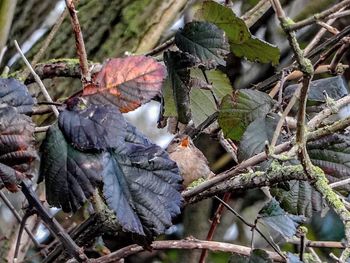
[39,124,103,212]
[102,143,183,237]
[58,100,127,151]
[0,106,36,192]
[0,78,36,114]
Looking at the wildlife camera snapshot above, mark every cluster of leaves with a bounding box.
[38,56,183,240]
[160,1,350,248]
[0,78,37,192]
[0,56,183,243]
[162,0,280,127]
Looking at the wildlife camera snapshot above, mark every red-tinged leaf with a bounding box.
[83,56,166,113]
[0,106,37,191]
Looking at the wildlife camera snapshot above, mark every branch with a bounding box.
[92,238,285,263]
[65,0,90,84]
[14,40,60,117]
[241,0,271,28]
[215,196,285,259]
[22,8,68,80]
[20,181,89,262]
[184,98,350,202]
[286,0,350,31]
[0,191,40,248]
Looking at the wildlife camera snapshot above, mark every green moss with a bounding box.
[282,17,295,28]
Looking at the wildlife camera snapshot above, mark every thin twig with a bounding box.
[214,196,285,259]
[144,38,175,57]
[330,178,350,189]
[20,181,89,262]
[329,37,350,73]
[22,8,68,80]
[65,0,91,84]
[198,193,231,263]
[241,0,271,28]
[287,0,350,31]
[14,209,36,262]
[0,191,40,248]
[14,40,59,117]
[316,21,339,35]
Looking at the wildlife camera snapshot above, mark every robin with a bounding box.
[167,134,214,188]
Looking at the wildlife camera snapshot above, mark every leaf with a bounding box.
[228,249,273,263]
[308,134,350,191]
[0,106,36,192]
[83,56,166,113]
[195,0,250,44]
[218,89,275,141]
[163,51,197,124]
[0,78,36,114]
[258,198,305,238]
[102,143,183,237]
[162,77,177,118]
[230,37,280,65]
[284,76,348,104]
[58,100,127,151]
[175,21,229,66]
[39,124,103,212]
[238,113,280,162]
[271,180,324,217]
[195,1,280,65]
[190,68,232,125]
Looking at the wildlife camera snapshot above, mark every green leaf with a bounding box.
[175,21,229,66]
[258,198,305,238]
[162,77,177,117]
[218,89,275,141]
[190,69,232,125]
[229,249,273,263]
[230,37,280,65]
[238,113,280,162]
[195,1,280,65]
[39,124,103,213]
[164,51,197,124]
[308,134,350,192]
[195,0,250,44]
[271,180,324,217]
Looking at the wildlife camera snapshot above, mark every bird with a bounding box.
[167,134,214,188]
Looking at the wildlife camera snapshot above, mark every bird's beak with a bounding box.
[180,136,190,147]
